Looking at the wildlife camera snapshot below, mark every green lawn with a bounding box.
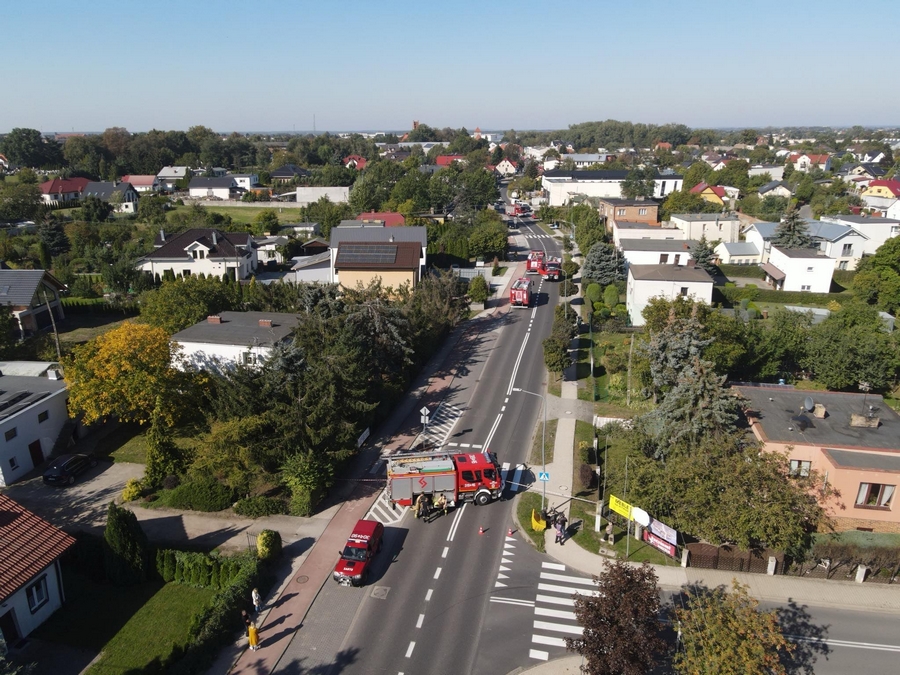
[516,491,546,552]
[33,570,214,673]
[530,419,557,465]
[89,423,197,464]
[57,313,131,346]
[168,204,305,226]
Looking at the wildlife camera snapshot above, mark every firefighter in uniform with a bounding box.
[435,493,448,517]
[415,493,427,519]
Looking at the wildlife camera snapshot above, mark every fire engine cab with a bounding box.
[509,277,533,308]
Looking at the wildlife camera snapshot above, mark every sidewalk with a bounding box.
[221,276,519,675]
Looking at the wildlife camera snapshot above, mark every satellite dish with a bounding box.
[803,396,815,412]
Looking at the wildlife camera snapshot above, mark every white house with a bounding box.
[136,228,257,281]
[254,235,288,266]
[541,170,683,206]
[763,246,834,293]
[0,270,67,339]
[820,215,900,256]
[82,181,139,214]
[231,174,259,190]
[0,494,75,646]
[748,164,785,181]
[742,221,779,264]
[495,159,518,176]
[294,186,350,207]
[0,363,70,487]
[611,221,683,248]
[805,220,869,270]
[888,201,900,221]
[172,312,302,371]
[715,241,762,265]
[757,180,792,199]
[289,252,331,284]
[38,177,89,205]
[558,153,609,168]
[619,239,695,269]
[669,213,743,244]
[626,264,714,327]
[285,222,321,237]
[121,175,160,193]
[188,176,240,200]
[788,153,832,173]
[156,166,191,190]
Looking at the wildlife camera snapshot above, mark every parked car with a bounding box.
[333,519,384,586]
[42,453,97,486]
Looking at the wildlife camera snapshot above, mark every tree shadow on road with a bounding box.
[270,646,361,675]
[778,599,831,675]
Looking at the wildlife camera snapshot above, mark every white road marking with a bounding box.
[501,406,506,412]
[787,636,900,652]
[490,596,535,607]
[498,572,508,579]
[504,543,515,549]
[416,614,424,628]
[484,412,503,449]
[540,572,598,585]
[538,582,600,597]
[533,620,582,635]
[434,567,442,580]
[532,635,567,647]
[535,607,577,620]
[542,562,566,570]
[502,557,513,564]
[536,594,577,606]
[405,641,415,657]
[447,502,466,541]
[460,443,471,448]
[506,332,531,395]
[495,581,507,588]
[529,649,549,660]
[499,565,510,572]
[441,546,448,558]
[425,589,433,601]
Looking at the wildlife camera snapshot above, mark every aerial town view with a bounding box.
[2,1,900,674]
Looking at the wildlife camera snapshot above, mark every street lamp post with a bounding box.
[513,387,546,510]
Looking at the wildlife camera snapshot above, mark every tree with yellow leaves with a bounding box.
[63,321,182,426]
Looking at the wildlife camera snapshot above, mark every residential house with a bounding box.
[172,312,302,371]
[748,164,785,181]
[82,181,139,213]
[597,198,659,226]
[669,213,742,244]
[689,182,728,206]
[888,201,900,221]
[435,155,466,167]
[758,180,792,199]
[136,228,257,281]
[0,362,70,486]
[271,164,310,183]
[714,241,762,265]
[806,220,868,270]
[329,223,427,289]
[820,214,900,255]
[188,176,240,200]
[294,186,349,207]
[611,220,683,248]
[626,264,714,327]
[559,153,609,168]
[702,152,723,166]
[710,159,734,172]
[619,239,695,269]
[762,246,834,293]
[299,237,329,256]
[343,155,368,170]
[541,170,683,206]
[254,235,288,266]
[742,221,779,264]
[156,166,191,190]
[0,270,66,338]
[734,385,900,533]
[788,153,832,173]
[284,222,321,237]
[861,180,900,200]
[230,174,259,190]
[38,177,89,206]
[654,142,672,151]
[850,163,887,180]
[857,150,886,164]
[495,158,518,176]
[288,252,331,284]
[0,494,76,645]
[356,212,406,227]
[120,175,159,193]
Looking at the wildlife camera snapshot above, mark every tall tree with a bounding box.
[581,242,624,286]
[621,166,656,199]
[690,235,717,274]
[674,581,795,675]
[642,303,713,396]
[103,502,149,585]
[853,235,900,314]
[566,561,665,675]
[139,274,239,334]
[772,207,812,248]
[0,182,42,221]
[1,128,50,167]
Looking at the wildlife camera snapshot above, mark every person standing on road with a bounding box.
[241,609,252,635]
[248,621,260,651]
[435,493,448,517]
[558,514,568,545]
[415,493,426,519]
[554,519,563,545]
[252,588,261,615]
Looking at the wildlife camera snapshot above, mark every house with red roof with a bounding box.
[356,212,406,227]
[862,179,900,199]
[343,155,368,170]
[0,494,76,645]
[38,177,90,206]
[788,153,831,173]
[689,181,727,206]
[496,158,518,177]
[435,154,466,167]
[654,142,672,151]
[121,175,160,193]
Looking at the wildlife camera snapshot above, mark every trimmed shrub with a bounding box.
[467,274,489,303]
[578,463,595,491]
[257,530,282,561]
[162,475,234,512]
[103,502,150,586]
[233,496,288,518]
[122,478,143,502]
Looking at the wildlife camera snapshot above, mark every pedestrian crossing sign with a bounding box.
[538,471,550,482]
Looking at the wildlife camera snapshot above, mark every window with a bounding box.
[616,208,626,216]
[680,287,689,297]
[461,470,475,483]
[38,410,49,423]
[242,352,258,366]
[801,285,811,291]
[789,459,810,477]
[199,250,205,259]
[26,576,49,612]
[806,266,814,272]
[892,226,899,234]
[191,250,198,259]
[839,261,848,270]
[9,457,18,470]
[266,251,276,259]
[659,254,669,264]
[842,243,853,256]
[856,483,895,509]
[638,208,647,216]
[5,428,16,441]
[674,254,681,265]
[182,269,191,277]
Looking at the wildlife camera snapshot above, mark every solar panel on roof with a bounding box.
[337,243,398,265]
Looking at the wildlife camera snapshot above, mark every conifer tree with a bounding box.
[772,207,812,249]
[581,242,625,286]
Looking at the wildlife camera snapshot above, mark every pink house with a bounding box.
[735,385,900,534]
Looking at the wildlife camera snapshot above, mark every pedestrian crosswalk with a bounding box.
[523,234,553,239]
[364,488,408,525]
[529,562,597,661]
[500,462,527,495]
[421,402,464,448]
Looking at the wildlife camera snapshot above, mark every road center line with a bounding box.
[447,502,466,541]
[416,613,425,628]
[506,331,530,395]
[484,413,503,449]
[405,641,415,658]
[425,588,433,601]
[434,567,442,579]
[442,546,448,558]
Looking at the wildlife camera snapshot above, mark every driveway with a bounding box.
[1,461,332,552]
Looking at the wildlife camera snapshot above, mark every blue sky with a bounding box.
[3,0,898,133]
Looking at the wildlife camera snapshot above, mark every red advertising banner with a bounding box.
[643,530,677,558]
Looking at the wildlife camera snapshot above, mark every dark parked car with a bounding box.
[43,453,97,486]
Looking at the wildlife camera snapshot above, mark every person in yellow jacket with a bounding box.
[248,622,260,651]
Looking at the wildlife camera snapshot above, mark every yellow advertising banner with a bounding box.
[609,494,633,520]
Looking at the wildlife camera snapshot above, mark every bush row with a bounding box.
[716,285,850,307]
[718,264,765,279]
[233,495,288,518]
[61,298,140,315]
[155,549,253,589]
[156,475,235,512]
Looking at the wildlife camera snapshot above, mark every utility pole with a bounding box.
[41,289,62,361]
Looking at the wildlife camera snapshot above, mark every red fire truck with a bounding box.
[509,277,533,308]
[386,450,504,508]
[526,250,544,274]
[539,256,562,280]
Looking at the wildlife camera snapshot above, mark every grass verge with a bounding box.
[516,491,546,553]
[530,419,557,465]
[168,204,305,226]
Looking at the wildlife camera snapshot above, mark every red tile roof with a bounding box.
[689,181,709,194]
[39,177,90,195]
[867,180,900,197]
[0,494,75,603]
[690,182,726,199]
[436,155,465,166]
[121,175,157,187]
[344,155,368,170]
[356,212,406,227]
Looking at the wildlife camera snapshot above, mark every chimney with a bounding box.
[212,231,218,246]
[159,229,165,242]
[207,315,222,324]
[258,319,273,328]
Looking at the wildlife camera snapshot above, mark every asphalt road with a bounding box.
[273,210,565,674]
